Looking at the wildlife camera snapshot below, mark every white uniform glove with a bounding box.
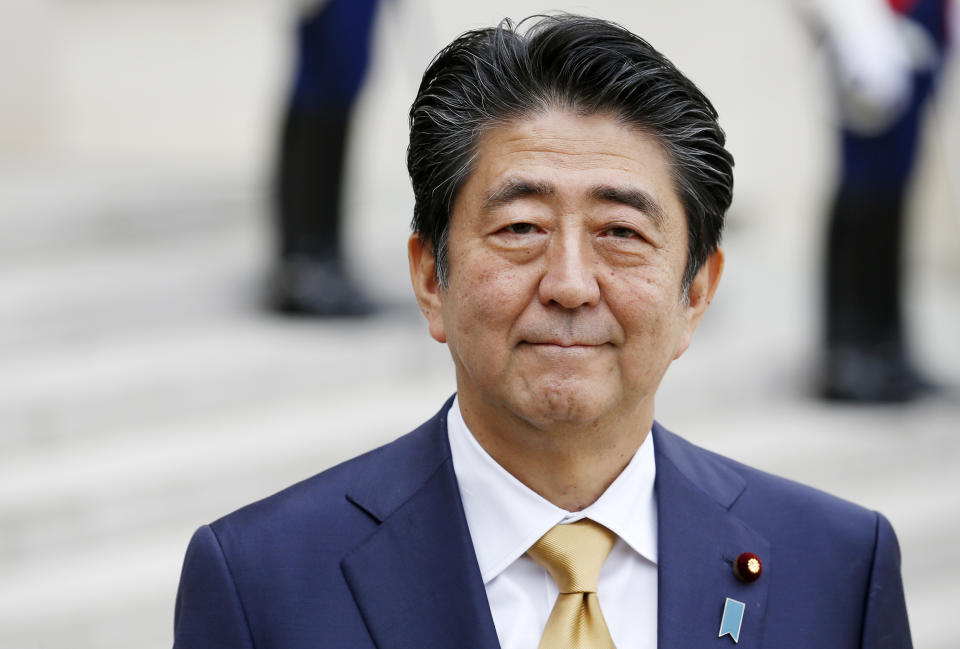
[800,0,915,134]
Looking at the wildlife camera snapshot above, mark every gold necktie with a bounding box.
[527,519,618,649]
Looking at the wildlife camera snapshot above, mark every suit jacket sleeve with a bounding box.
[861,513,913,649]
[173,525,256,649]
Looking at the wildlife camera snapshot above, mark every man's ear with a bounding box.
[673,248,724,360]
[408,234,447,343]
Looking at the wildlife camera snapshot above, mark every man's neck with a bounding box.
[457,396,652,512]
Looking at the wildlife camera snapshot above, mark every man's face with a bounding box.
[410,110,722,435]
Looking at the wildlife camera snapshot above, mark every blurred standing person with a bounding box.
[270,0,381,316]
[804,0,955,401]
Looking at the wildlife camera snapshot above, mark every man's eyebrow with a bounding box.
[590,185,666,231]
[482,179,555,210]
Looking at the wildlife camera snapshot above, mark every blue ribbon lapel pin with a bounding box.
[718,597,746,643]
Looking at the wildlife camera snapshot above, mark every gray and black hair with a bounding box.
[407,14,734,291]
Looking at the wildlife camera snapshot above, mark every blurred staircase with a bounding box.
[0,163,454,649]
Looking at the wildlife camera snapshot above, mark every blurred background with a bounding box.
[1,1,958,648]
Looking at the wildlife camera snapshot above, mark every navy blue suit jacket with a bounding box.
[173,398,912,648]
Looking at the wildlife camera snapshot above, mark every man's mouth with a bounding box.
[521,339,609,350]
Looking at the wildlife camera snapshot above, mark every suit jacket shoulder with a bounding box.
[652,421,911,649]
[210,402,452,548]
[173,397,500,649]
[656,422,878,542]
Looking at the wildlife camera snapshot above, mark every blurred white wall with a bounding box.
[0,0,292,172]
[60,5,275,165]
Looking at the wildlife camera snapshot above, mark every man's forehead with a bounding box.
[461,110,683,223]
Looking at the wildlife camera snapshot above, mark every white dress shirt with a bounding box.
[447,398,658,649]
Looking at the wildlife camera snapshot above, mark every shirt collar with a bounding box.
[447,397,658,584]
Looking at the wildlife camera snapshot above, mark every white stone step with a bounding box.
[0,371,456,646]
[0,213,264,349]
[0,163,261,263]
[0,326,453,552]
[0,312,426,452]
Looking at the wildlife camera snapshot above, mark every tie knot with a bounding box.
[527,519,617,594]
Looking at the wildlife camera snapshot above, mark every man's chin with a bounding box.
[512,384,613,428]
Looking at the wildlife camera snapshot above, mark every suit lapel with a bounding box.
[654,424,770,648]
[339,405,771,649]
[340,401,501,649]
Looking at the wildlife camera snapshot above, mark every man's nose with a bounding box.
[538,231,601,309]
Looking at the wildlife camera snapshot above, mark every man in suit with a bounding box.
[173,15,912,649]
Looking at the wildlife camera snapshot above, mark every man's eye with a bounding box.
[502,223,538,235]
[606,226,639,239]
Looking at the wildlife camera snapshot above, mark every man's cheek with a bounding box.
[463,278,518,322]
